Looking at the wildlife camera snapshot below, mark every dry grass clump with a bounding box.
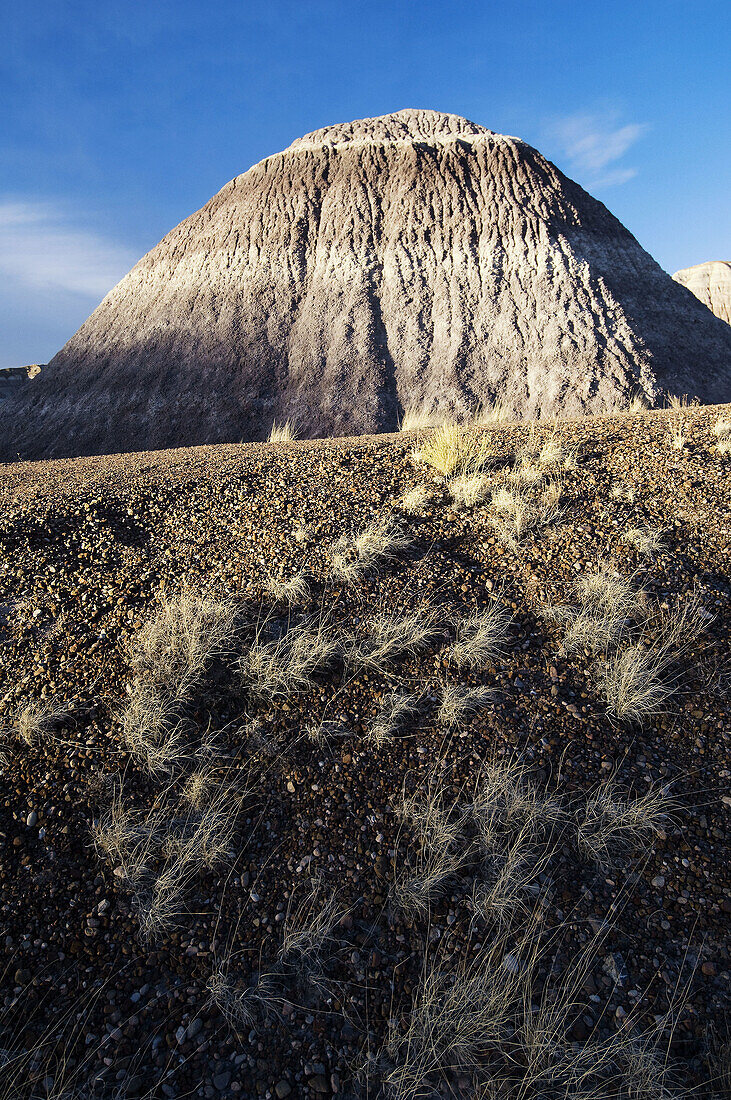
[92,795,160,889]
[13,699,65,746]
[622,525,663,558]
[577,781,673,868]
[450,603,512,669]
[392,775,468,916]
[412,423,492,477]
[128,586,239,696]
[447,472,490,508]
[509,432,576,485]
[365,692,421,747]
[347,610,439,674]
[266,571,310,604]
[611,482,636,503]
[437,683,493,727]
[596,590,712,723]
[553,565,644,657]
[268,419,297,443]
[241,616,340,698]
[400,485,431,513]
[488,480,562,550]
[474,397,514,426]
[469,760,564,928]
[399,404,444,432]
[627,392,649,413]
[278,876,348,965]
[376,922,687,1100]
[713,417,731,454]
[667,415,687,451]
[330,518,411,583]
[207,968,281,1028]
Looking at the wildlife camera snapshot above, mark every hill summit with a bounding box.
[673,260,731,326]
[5,109,731,458]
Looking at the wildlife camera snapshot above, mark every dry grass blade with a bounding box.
[577,781,674,868]
[330,518,411,583]
[438,683,493,727]
[450,604,512,668]
[121,687,187,776]
[489,480,562,547]
[241,616,340,698]
[611,482,636,503]
[365,692,421,747]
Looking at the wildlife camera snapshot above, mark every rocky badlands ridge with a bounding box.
[673,260,731,326]
[3,109,731,459]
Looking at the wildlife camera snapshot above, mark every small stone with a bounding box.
[26,811,38,827]
[213,1071,231,1090]
[286,781,295,794]
[652,875,665,888]
[701,962,717,977]
[275,1083,292,1098]
[309,1076,329,1094]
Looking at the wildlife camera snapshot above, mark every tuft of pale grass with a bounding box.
[13,699,65,746]
[450,603,511,668]
[266,571,310,604]
[347,610,440,674]
[399,403,444,432]
[365,691,421,747]
[577,781,673,868]
[596,590,712,723]
[623,525,663,558]
[447,472,490,507]
[489,480,562,548]
[717,436,731,455]
[92,795,158,889]
[268,419,297,443]
[241,616,340,698]
[330,518,411,583]
[628,393,649,413]
[437,683,493,727]
[611,482,636,503]
[413,423,492,477]
[121,690,187,776]
[279,876,348,965]
[469,760,565,928]
[128,585,238,701]
[474,397,514,426]
[712,416,731,438]
[667,415,686,451]
[181,768,216,810]
[400,484,431,513]
[667,393,690,409]
[207,968,281,1028]
[557,564,644,657]
[393,774,469,916]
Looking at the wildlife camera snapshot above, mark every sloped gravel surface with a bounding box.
[0,404,729,1098]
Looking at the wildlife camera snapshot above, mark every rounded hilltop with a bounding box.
[2,109,731,460]
[286,107,500,148]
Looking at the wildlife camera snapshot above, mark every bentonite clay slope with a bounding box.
[5,109,731,459]
[673,261,731,325]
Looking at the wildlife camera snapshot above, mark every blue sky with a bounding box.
[1,0,729,367]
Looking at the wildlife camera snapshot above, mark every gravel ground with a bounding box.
[0,404,729,1099]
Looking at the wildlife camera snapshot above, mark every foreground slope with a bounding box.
[4,109,731,460]
[0,405,729,1097]
[674,260,731,325]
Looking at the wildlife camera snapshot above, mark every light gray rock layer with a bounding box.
[673,261,731,325]
[5,109,731,458]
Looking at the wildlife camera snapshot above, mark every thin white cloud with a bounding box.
[0,200,137,299]
[549,111,647,188]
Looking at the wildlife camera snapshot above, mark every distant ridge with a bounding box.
[673,261,731,326]
[4,109,731,459]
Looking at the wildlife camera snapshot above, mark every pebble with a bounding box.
[26,810,37,827]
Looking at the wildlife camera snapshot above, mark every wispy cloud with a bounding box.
[548,110,647,188]
[0,200,137,299]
